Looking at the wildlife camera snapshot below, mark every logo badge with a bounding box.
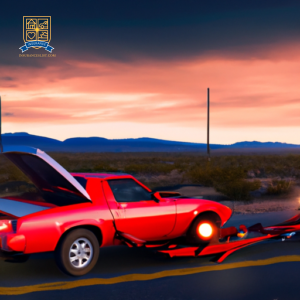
[20,16,54,53]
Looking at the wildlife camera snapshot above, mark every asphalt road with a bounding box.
[1,210,300,300]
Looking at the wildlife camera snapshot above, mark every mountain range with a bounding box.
[1,132,300,153]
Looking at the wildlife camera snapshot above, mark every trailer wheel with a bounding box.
[187,213,221,246]
[55,228,99,276]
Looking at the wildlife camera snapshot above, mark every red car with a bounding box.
[0,146,232,276]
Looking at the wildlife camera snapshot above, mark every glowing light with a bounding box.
[0,223,8,231]
[194,211,198,215]
[198,223,213,238]
[237,231,246,238]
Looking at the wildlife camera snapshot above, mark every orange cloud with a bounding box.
[1,42,300,132]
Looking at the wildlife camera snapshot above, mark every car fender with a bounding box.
[194,201,232,226]
[169,199,232,238]
[18,203,116,254]
[57,218,115,247]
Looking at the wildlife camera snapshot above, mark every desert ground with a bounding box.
[1,151,300,205]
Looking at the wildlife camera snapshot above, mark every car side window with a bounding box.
[107,179,152,202]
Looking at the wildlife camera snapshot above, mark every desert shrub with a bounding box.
[214,179,261,201]
[267,179,292,195]
[0,156,29,184]
[123,163,175,175]
[186,163,262,200]
[186,163,246,185]
[93,163,119,172]
[1,151,300,198]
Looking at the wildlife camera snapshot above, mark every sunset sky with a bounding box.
[1,1,300,144]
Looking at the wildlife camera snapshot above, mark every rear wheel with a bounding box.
[55,229,99,276]
[187,213,221,246]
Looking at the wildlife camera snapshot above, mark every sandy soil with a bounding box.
[172,185,300,214]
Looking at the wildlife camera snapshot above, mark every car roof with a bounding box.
[71,172,152,192]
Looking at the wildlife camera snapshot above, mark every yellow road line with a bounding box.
[1,255,300,295]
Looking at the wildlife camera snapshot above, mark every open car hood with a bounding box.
[1,146,91,203]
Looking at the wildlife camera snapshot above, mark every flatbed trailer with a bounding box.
[155,213,300,263]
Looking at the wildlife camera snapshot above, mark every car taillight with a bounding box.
[0,223,8,231]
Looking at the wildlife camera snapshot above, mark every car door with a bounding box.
[102,179,176,241]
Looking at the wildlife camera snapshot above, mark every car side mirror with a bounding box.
[152,192,164,203]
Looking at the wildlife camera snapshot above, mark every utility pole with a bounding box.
[207,88,210,161]
[0,95,2,153]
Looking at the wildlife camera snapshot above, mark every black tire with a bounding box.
[55,228,99,276]
[186,213,221,246]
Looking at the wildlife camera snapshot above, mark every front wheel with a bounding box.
[186,213,221,246]
[55,229,99,276]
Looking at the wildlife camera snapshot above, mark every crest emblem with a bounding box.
[20,16,54,53]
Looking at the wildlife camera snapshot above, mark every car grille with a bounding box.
[11,220,17,233]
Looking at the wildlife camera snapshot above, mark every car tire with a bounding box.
[186,213,221,246]
[55,228,99,276]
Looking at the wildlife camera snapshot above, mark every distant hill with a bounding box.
[2,132,62,151]
[227,141,299,148]
[1,132,300,153]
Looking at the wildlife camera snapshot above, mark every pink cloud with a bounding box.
[2,42,300,129]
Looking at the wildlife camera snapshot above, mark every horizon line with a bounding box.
[2,132,300,147]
